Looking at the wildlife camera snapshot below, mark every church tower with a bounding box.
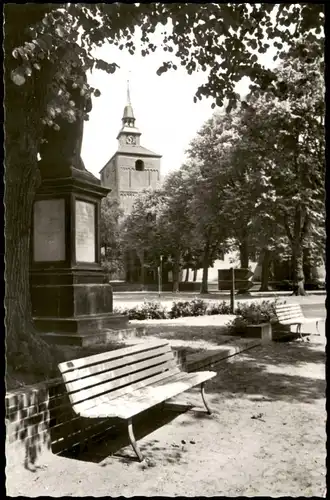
[100,81,162,216]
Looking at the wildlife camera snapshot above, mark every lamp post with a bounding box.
[158,255,163,299]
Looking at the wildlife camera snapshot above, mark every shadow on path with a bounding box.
[59,403,193,466]
[204,341,326,404]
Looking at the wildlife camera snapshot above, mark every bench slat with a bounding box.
[276,307,302,313]
[80,370,217,419]
[276,304,301,309]
[63,351,175,394]
[68,360,179,407]
[276,312,303,320]
[278,318,304,325]
[73,366,181,415]
[58,340,169,374]
[62,344,172,383]
[275,304,321,331]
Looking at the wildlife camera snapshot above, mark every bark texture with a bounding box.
[172,252,181,293]
[239,234,249,269]
[291,244,306,296]
[200,240,210,294]
[260,247,271,292]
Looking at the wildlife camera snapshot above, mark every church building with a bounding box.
[99,82,162,216]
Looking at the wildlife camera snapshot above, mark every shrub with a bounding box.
[169,298,208,318]
[118,300,168,320]
[206,300,232,315]
[227,300,279,334]
[115,298,280,323]
[226,316,249,335]
[234,300,277,324]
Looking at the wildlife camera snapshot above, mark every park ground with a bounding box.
[6,294,326,497]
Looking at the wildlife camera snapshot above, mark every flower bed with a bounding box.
[114,298,281,337]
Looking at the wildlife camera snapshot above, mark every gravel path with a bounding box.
[6,330,326,497]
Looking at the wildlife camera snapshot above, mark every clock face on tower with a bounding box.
[126,135,136,145]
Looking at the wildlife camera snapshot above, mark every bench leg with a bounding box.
[296,323,303,341]
[201,382,212,415]
[127,418,144,462]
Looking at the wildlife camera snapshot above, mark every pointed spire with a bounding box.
[122,74,135,122]
[126,79,131,105]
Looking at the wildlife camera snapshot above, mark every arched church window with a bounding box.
[135,159,144,171]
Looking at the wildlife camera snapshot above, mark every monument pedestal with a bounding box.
[30,164,129,345]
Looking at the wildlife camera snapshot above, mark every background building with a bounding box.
[100,82,162,216]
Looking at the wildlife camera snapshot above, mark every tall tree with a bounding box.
[186,109,256,270]
[182,162,229,293]
[241,40,325,294]
[157,170,194,292]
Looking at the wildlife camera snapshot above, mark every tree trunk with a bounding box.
[303,247,312,282]
[172,253,181,293]
[260,247,271,291]
[126,250,134,283]
[291,243,306,296]
[193,268,198,282]
[184,268,189,282]
[239,236,249,269]
[138,250,145,287]
[200,240,210,294]
[5,117,60,376]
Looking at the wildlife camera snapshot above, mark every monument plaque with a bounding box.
[33,199,66,262]
[75,200,96,262]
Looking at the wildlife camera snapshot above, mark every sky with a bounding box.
[81,26,277,180]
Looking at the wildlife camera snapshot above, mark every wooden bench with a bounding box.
[58,340,216,462]
[275,303,321,341]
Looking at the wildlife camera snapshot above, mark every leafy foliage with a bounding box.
[121,300,168,321]
[185,38,324,293]
[169,298,208,319]
[7,4,324,119]
[235,300,277,324]
[206,301,232,315]
[115,298,278,323]
[227,300,278,334]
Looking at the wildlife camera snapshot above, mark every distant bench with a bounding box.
[275,303,321,341]
[58,340,216,462]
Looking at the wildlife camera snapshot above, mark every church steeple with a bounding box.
[122,79,135,127]
[116,78,141,143]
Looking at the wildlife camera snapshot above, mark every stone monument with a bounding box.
[30,69,129,346]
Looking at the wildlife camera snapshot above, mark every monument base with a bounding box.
[35,315,135,347]
[33,312,129,335]
[31,272,130,344]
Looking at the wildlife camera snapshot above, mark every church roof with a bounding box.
[117,144,162,157]
[99,145,161,173]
